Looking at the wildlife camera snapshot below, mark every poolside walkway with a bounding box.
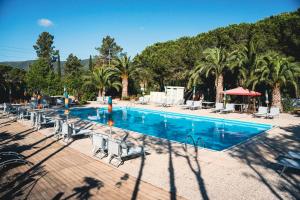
[1,101,300,200]
[0,119,185,200]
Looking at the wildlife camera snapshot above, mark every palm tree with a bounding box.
[232,39,259,87]
[189,47,236,102]
[253,51,300,110]
[115,55,136,98]
[84,67,121,97]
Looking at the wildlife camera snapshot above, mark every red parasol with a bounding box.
[221,87,261,96]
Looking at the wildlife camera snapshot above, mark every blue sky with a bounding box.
[0,0,299,61]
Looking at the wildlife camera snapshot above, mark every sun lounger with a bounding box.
[53,118,63,138]
[181,100,193,109]
[211,103,223,112]
[108,138,146,167]
[42,99,50,108]
[18,107,31,120]
[253,106,268,118]
[190,101,202,110]
[91,133,108,158]
[165,98,174,107]
[278,157,300,175]
[35,112,55,130]
[0,151,31,169]
[267,107,280,118]
[284,151,300,160]
[61,122,93,142]
[220,103,235,113]
[138,96,150,105]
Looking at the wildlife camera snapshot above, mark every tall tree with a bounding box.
[55,50,61,78]
[89,55,93,71]
[115,55,135,98]
[84,67,121,97]
[252,52,300,110]
[189,47,236,102]
[0,65,26,103]
[64,54,83,99]
[232,38,260,87]
[33,32,55,66]
[64,54,82,75]
[26,32,59,96]
[95,36,123,65]
[26,59,50,94]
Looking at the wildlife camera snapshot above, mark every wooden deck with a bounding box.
[0,120,185,200]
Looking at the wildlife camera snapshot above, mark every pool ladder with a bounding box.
[184,134,205,149]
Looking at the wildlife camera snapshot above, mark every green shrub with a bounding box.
[282,97,294,112]
[122,96,130,100]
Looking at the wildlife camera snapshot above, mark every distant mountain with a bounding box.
[0,59,90,71]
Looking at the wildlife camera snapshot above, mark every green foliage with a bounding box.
[83,67,121,97]
[282,96,295,112]
[26,58,50,93]
[253,51,300,91]
[95,35,123,63]
[115,54,136,97]
[121,96,130,100]
[63,54,84,99]
[135,9,300,100]
[55,50,61,78]
[89,55,93,71]
[33,32,55,66]
[0,64,26,102]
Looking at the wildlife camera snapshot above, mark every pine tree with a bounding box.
[89,55,93,71]
[57,50,61,78]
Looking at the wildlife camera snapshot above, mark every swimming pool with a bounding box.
[67,107,272,151]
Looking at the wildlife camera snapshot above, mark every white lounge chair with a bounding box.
[137,97,144,104]
[108,138,146,167]
[211,103,223,113]
[253,106,268,118]
[175,99,184,105]
[61,122,93,142]
[181,100,193,109]
[278,157,300,175]
[91,133,108,158]
[286,151,300,160]
[165,98,174,107]
[220,103,235,113]
[190,101,202,110]
[0,152,31,169]
[138,96,149,105]
[268,107,280,118]
[35,112,55,130]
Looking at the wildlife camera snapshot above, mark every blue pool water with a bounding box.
[67,107,272,151]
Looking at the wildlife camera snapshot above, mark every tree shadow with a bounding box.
[126,130,209,200]
[60,177,104,200]
[175,141,209,200]
[228,124,300,200]
[0,165,47,199]
[167,140,177,200]
[0,133,74,199]
[0,128,36,146]
[131,135,146,200]
[115,173,129,188]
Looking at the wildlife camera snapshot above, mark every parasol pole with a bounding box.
[265,90,269,110]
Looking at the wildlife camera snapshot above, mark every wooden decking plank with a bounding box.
[0,121,184,200]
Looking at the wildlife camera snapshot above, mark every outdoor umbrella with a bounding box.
[221,87,261,96]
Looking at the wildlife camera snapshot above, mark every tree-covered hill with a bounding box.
[135,9,300,91]
[0,59,90,71]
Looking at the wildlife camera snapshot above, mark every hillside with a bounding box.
[0,59,90,71]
